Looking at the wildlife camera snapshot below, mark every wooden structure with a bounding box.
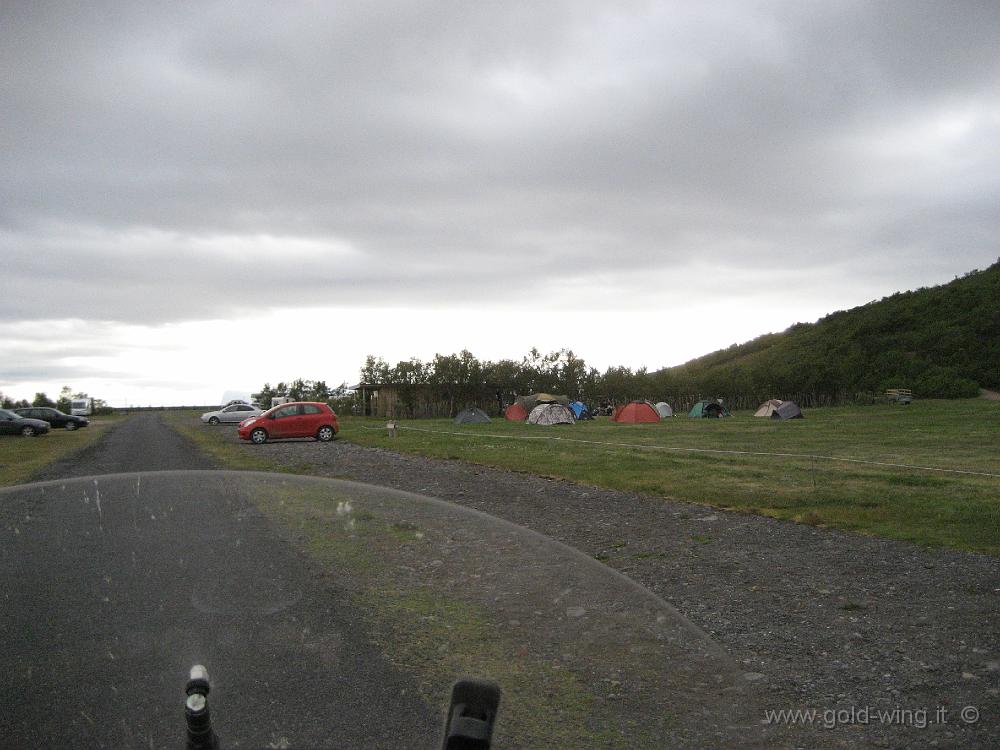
[886,388,914,404]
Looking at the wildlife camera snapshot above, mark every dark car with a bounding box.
[237,402,339,444]
[14,407,90,430]
[0,409,51,437]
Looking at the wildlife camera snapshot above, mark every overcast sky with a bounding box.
[3,1,998,406]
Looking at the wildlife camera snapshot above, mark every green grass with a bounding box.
[339,401,1000,555]
[0,416,127,486]
[161,411,304,474]
[165,403,1000,555]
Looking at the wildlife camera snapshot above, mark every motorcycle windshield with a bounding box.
[1,471,763,748]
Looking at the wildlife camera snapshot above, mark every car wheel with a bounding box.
[250,427,268,444]
[208,417,221,425]
[20,426,37,437]
[65,422,77,431]
[317,425,334,442]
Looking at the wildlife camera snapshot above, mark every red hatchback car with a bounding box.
[238,401,339,444]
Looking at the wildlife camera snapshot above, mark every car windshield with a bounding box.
[1,471,760,748]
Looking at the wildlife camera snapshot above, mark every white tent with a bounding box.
[654,402,673,418]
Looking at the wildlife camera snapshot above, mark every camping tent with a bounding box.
[612,401,660,423]
[654,402,673,418]
[689,400,730,418]
[504,402,529,421]
[454,407,492,425]
[568,401,593,420]
[515,393,570,413]
[527,403,576,425]
[753,399,784,418]
[773,401,803,420]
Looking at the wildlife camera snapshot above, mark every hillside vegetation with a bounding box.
[659,261,1000,405]
[269,262,998,416]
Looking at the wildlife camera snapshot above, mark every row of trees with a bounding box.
[253,380,354,412]
[351,262,999,411]
[0,386,110,413]
[357,348,739,412]
[163,263,1000,416]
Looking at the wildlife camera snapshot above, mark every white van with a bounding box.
[70,398,93,416]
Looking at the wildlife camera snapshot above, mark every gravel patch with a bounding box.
[29,412,218,481]
[237,434,999,749]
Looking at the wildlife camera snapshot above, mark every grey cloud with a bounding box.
[2,1,998,326]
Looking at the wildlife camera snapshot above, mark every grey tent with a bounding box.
[654,401,673,418]
[454,407,492,425]
[526,403,576,425]
[772,401,803,420]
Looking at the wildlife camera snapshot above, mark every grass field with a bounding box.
[166,401,999,555]
[0,415,126,486]
[344,400,1000,555]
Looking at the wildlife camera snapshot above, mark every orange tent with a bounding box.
[504,402,529,421]
[611,401,660,424]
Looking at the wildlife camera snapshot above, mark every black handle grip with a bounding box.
[442,677,502,750]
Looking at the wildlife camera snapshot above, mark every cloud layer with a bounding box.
[2,2,998,400]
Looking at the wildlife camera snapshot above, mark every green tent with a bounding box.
[689,400,731,418]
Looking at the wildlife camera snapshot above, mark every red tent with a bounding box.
[504,402,529,421]
[611,401,660,424]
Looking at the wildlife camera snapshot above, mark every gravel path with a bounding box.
[30,412,219,480]
[12,415,441,748]
[230,432,999,749]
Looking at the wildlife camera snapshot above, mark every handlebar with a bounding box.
[184,665,218,750]
[183,665,500,749]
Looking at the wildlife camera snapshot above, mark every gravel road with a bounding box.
[226,430,999,750]
[30,412,220,479]
[9,414,440,748]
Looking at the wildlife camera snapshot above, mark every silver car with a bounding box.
[200,403,263,425]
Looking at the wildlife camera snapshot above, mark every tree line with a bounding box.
[349,262,999,411]
[253,379,355,412]
[0,386,111,414]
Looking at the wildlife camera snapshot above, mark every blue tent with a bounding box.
[568,401,593,420]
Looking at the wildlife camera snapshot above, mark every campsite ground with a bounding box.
[163,405,1000,748]
[305,401,997,554]
[340,400,1000,555]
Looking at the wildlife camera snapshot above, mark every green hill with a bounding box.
[658,261,1000,405]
